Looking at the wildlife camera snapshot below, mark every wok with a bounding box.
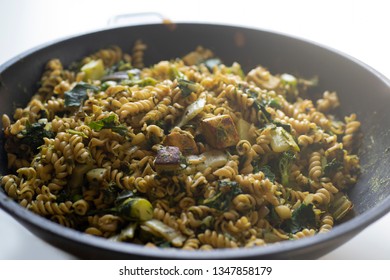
[0,23,389,259]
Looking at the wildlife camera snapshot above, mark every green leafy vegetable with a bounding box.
[21,122,55,151]
[323,158,343,177]
[273,121,292,133]
[88,115,127,136]
[102,185,121,205]
[122,77,157,87]
[269,126,300,153]
[105,60,133,75]
[278,150,296,186]
[267,98,282,109]
[259,165,276,183]
[178,79,202,97]
[66,129,88,138]
[268,205,282,225]
[199,216,215,231]
[252,159,276,182]
[115,190,136,206]
[81,59,105,80]
[64,82,99,107]
[245,88,272,123]
[116,197,153,221]
[202,180,242,211]
[168,66,186,80]
[282,203,316,233]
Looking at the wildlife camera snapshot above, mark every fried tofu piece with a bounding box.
[163,129,199,155]
[201,114,240,149]
[154,146,182,172]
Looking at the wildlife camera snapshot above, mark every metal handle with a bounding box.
[107,12,169,27]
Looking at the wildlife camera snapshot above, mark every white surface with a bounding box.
[0,0,389,259]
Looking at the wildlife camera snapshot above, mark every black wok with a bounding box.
[0,23,389,259]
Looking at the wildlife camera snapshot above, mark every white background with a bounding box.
[0,0,389,259]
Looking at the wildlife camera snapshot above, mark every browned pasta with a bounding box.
[0,42,361,250]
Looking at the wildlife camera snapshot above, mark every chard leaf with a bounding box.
[245,88,272,123]
[259,165,276,183]
[64,83,99,107]
[178,79,201,97]
[202,180,242,211]
[323,158,343,176]
[21,122,55,151]
[282,203,316,234]
[88,115,128,136]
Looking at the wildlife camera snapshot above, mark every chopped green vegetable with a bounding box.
[323,158,343,177]
[278,150,296,186]
[117,197,153,221]
[21,122,55,151]
[270,126,300,152]
[178,78,202,97]
[267,98,282,109]
[202,180,242,211]
[141,219,186,247]
[246,88,272,123]
[168,66,186,80]
[102,185,121,205]
[280,73,297,86]
[282,203,316,234]
[267,205,282,225]
[100,81,117,91]
[100,72,128,82]
[81,59,105,80]
[127,68,141,79]
[88,115,127,136]
[200,216,215,231]
[106,60,133,75]
[64,82,99,107]
[273,121,292,133]
[66,129,88,138]
[110,222,138,242]
[259,165,276,183]
[114,190,136,205]
[177,97,206,127]
[122,77,157,87]
[329,193,353,221]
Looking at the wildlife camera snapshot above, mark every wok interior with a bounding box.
[0,23,389,257]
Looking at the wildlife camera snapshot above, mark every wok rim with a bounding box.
[1,22,390,259]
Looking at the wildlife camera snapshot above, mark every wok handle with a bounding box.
[107,12,171,26]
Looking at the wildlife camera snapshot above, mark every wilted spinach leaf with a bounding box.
[64,82,99,107]
[202,180,242,211]
[282,203,316,234]
[21,122,55,151]
[323,158,343,177]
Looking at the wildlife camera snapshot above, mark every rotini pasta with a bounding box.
[0,42,361,250]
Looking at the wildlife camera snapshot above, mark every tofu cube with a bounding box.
[154,146,182,172]
[201,115,240,149]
